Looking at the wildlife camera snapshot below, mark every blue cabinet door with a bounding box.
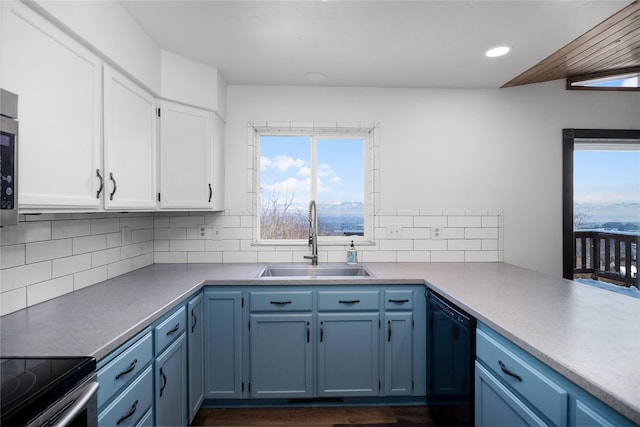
[249,313,313,398]
[317,313,380,397]
[154,333,187,427]
[204,291,243,398]
[187,293,204,423]
[384,311,413,395]
[475,362,547,427]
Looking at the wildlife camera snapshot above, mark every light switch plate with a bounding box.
[121,226,131,245]
[211,225,223,241]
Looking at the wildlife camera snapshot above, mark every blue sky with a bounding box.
[574,150,640,204]
[260,135,364,206]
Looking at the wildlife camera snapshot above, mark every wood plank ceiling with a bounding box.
[503,0,640,88]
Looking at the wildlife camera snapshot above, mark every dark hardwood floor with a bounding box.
[192,405,469,427]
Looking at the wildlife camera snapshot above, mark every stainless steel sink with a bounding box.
[257,265,372,278]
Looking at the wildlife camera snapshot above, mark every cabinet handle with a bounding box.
[338,299,360,304]
[498,360,523,382]
[109,173,117,201]
[388,299,410,303]
[96,169,104,199]
[116,399,138,425]
[306,321,310,343]
[208,183,213,203]
[159,367,167,397]
[166,323,180,335]
[320,321,324,342]
[387,321,392,342]
[270,301,292,305]
[114,358,137,380]
[191,309,197,333]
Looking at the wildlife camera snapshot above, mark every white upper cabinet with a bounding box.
[2,1,103,209]
[103,66,158,210]
[159,101,222,210]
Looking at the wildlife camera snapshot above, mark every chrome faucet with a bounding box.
[303,200,318,265]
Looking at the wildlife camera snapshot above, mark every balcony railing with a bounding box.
[574,230,639,287]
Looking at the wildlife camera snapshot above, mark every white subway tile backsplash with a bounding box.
[466,251,500,262]
[432,251,464,262]
[154,240,170,252]
[0,222,51,246]
[257,251,294,263]
[414,240,448,251]
[1,288,26,315]
[154,251,187,263]
[90,218,120,234]
[465,228,498,239]
[52,220,91,239]
[1,245,25,269]
[154,228,187,240]
[170,216,204,228]
[121,243,144,259]
[397,251,430,262]
[53,254,92,278]
[26,239,73,263]
[170,240,205,252]
[413,216,447,227]
[1,261,51,293]
[448,216,481,227]
[419,210,443,216]
[73,235,107,255]
[131,253,153,270]
[223,251,257,263]
[74,266,108,290]
[482,216,499,227]
[107,259,133,279]
[27,275,74,306]
[154,216,171,228]
[187,252,223,263]
[380,240,413,251]
[106,232,122,248]
[92,247,121,267]
[442,228,464,239]
[448,240,482,251]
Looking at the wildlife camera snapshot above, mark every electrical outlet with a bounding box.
[121,226,132,245]
[211,225,222,241]
[197,224,212,240]
[387,224,402,239]
[431,226,442,240]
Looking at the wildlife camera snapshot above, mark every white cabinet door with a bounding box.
[103,67,157,210]
[1,2,102,209]
[159,101,214,209]
[211,113,225,211]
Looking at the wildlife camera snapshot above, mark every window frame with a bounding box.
[252,125,376,246]
[566,67,640,91]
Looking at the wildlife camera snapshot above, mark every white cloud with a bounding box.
[274,155,307,172]
[260,156,272,171]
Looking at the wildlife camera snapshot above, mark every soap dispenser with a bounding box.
[347,240,358,265]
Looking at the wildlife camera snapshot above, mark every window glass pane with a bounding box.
[259,135,311,239]
[316,138,365,237]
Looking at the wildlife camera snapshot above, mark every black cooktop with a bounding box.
[0,356,96,426]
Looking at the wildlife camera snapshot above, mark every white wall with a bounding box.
[224,82,640,275]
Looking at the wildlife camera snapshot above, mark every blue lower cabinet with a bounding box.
[249,313,313,398]
[154,333,188,426]
[98,366,153,427]
[475,362,547,427]
[204,290,243,398]
[317,313,380,397]
[135,408,153,426]
[384,311,413,395]
[188,293,205,423]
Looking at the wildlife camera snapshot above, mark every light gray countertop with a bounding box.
[1,262,639,423]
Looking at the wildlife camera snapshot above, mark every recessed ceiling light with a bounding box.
[305,72,327,81]
[485,46,511,58]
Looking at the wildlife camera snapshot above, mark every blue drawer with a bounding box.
[384,290,413,310]
[250,291,313,312]
[318,290,379,311]
[97,332,153,409]
[155,306,186,354]
[476,328,568,426]
[98,365,153,427]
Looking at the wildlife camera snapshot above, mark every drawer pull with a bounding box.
[306,321,310,343]
[499,360,523,382]
[159,367,167,396]
[339,299,360,304]
[388,299,410,303]
[166,323,180,335]
[388,320,392,342]
[320,321,324,342]
[114,358,138,380]
[116,399,138,425]
[191,309,197,333]
[270,300,292,305]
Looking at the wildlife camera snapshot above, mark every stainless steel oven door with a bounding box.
[0,114,19,226]
[26,374,99,427]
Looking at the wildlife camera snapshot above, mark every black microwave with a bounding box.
[1,89,18,226]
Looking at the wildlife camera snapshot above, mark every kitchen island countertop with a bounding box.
[1,262,638,423]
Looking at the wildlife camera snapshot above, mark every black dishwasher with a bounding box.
[427,290,476,426]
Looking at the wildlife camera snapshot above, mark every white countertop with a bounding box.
[1,262,638,423]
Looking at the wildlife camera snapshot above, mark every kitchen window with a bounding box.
[251,122,377,244]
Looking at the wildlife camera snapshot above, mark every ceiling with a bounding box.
[120,0,636,89]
